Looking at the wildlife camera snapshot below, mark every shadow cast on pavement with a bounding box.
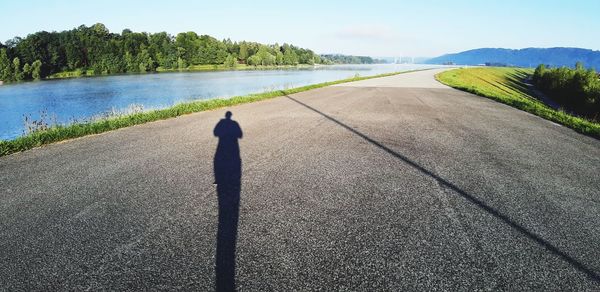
[284,95,600,283]
[213,111,243,292]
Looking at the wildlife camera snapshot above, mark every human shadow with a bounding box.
[213,111,243,292]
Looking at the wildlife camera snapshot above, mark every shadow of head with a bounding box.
[213,111,243,185]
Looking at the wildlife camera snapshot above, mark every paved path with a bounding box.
[1,69,599,290]
[334,68,450,88]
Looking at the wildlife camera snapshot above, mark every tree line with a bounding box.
[533,62,600,120]
[320,54,385,64]
[0,23,346,82]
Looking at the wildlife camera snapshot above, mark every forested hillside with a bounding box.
[0,23,328,82]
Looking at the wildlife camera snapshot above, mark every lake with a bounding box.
[0,64,447,140]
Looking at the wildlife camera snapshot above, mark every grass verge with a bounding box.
[1,70,410,157]
[436,67,600,138]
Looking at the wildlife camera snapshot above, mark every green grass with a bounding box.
[0,70,411,157]
[436,67,600,138]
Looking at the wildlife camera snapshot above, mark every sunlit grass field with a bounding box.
[436,67,600,137]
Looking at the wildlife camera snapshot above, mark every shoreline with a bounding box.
[0,69,421,157]
[44,63,331,81]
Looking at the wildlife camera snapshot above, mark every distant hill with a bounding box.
[425,48,600,69]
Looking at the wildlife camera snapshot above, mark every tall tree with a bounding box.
[23,63,32,79]
[223,54,237,68]
[0,48,11,81]
[31,60,42,80]
[283,49,298,65]
[12,57,23,81]
[238,42,249,63]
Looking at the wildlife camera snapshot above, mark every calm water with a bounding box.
[0,64,446,140]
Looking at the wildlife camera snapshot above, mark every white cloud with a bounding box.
[314,24,443,57]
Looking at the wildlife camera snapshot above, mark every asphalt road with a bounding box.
[1,69,599,291]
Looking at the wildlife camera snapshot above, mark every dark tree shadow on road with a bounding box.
[213,111,243,292]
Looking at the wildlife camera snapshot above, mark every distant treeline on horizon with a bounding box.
[0,23,382,82]
[320,54,386,65]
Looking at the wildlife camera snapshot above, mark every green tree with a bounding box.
[313,54,322,64]
[191,35,228,65]
[177,57,187,70]
[247,55,261,66]
[276,50,284,65]
[532,62,600,118]
[137,49,152,72]
[23,63,32,79]
[13,57,23,81]
[147,57,156,71]
[32,60,42,80]
[0,48,11,81]
[124,52,136,72]
[176,47,187,70]
[238,42,249,62]
[283,49,298,65]
[255,46,275,66]
[138,62,147,72]
[175,32,199,65]
[0,22,331,81]
[224,54,237,68]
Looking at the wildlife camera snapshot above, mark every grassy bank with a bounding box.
[436,67,600,137]
[47,64,319,79]
[0,70,408,157]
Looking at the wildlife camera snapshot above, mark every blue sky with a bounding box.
[0,0,598,57]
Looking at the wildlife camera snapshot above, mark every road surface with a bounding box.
[1,69,599,290]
